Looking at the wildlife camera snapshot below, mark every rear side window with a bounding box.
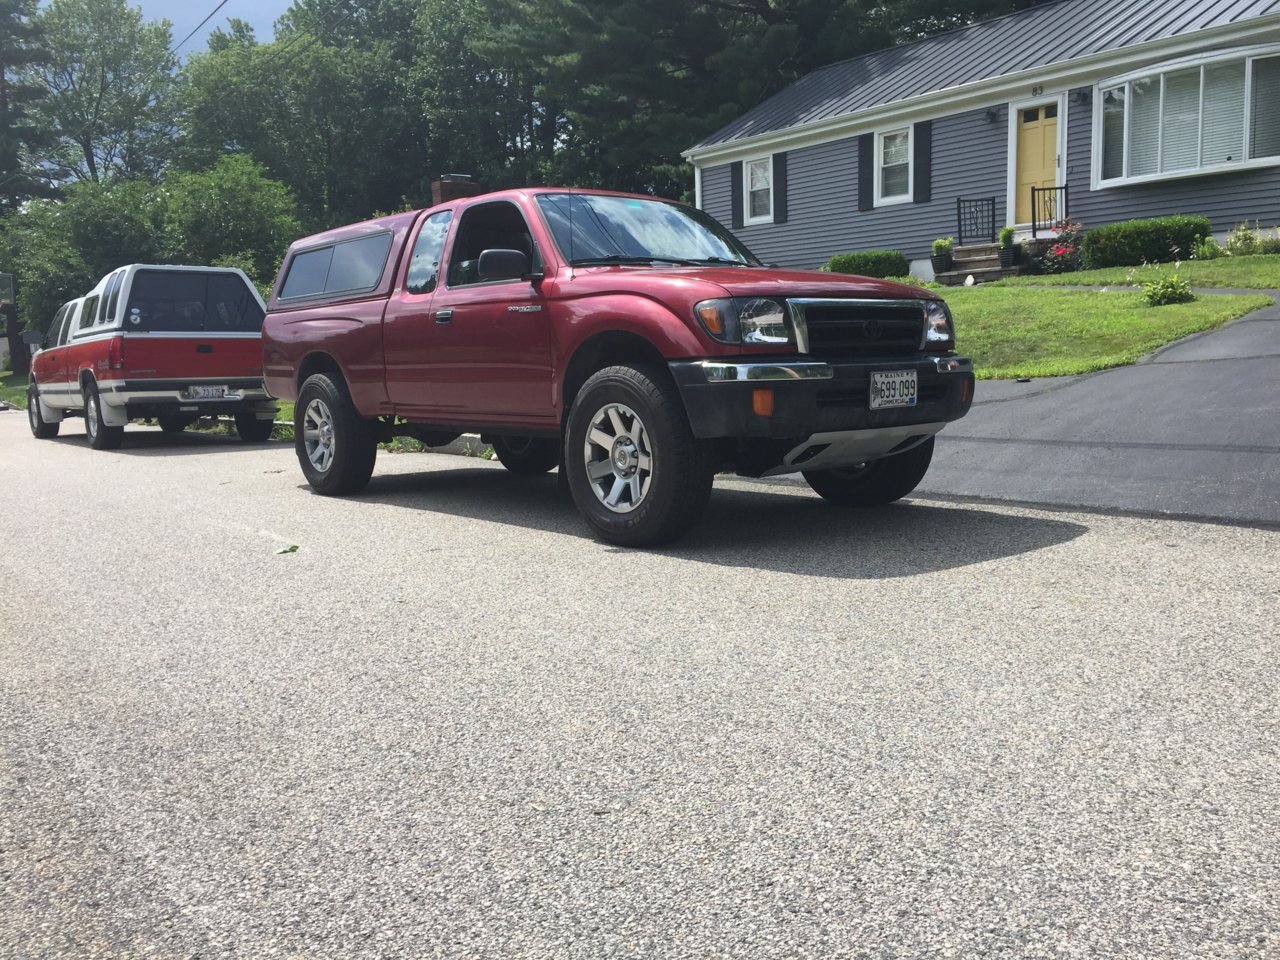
[124,270,265,333]
[280,232,393,300]
[77,296,99,333]
[103,272,124,324]
[406,211,453,294]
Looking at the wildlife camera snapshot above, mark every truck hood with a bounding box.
[555,265,937,303]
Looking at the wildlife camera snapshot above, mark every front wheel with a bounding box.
[492,435,559,475]
[234,412,274,443]
[83,381,124,450]
[803,437,935,506]
[295,373,377,495]
[27,385,59,439]
[564,364,714,547]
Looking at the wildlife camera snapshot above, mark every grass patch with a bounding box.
[948,287,1272,379]
[1,369,28,408]
[994,255,1280,289]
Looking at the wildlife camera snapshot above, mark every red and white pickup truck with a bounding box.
[263,188,974,545]
[26,264,277,449]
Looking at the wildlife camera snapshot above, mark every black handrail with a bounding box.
[1030,186,1069,238]
[956,197,996,245]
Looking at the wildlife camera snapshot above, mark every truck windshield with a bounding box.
[124,270,264,333]
[536,193,758,268]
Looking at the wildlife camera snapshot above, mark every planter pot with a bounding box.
[930,254,952,274]
[998,246,1019,268]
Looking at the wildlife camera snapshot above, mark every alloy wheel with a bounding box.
[303,398,336,473]
[582,401,653,513]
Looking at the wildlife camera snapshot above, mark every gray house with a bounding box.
[685,0,1280,277]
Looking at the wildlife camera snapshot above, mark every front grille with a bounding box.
[790,298,925,361]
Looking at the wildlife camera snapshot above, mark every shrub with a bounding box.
[1192,235,1223,260]
[1037,218,1084,274]
[1224,221,1261,256]
[825,250,911,278]
[1080,214,1214,268]
[1140,269,1195,306]
[998,225,1016,248]
[1260,231,1280,255]
[931,236,954,256]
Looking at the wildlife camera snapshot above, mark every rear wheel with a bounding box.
[27,385,59,439]
[157,414,194,434]
[83,381,124,450]
[492,435,559,475]
[802,437,935,506]
[295,373,377,495]
[234,412,274,443]
[565,364,714,547]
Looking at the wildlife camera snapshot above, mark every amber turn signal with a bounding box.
[697,303,725,336]
[752,388,774,417]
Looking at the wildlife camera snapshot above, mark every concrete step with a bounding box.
[934,265,1024,286]
[953,254,1003,270]
[955,243,1000,258]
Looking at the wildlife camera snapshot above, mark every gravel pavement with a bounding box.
[2,413,1278,959]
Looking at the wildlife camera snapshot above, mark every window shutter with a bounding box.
[772,152,788,224]
[858,134,873,211]
[913,120,932,204]
[730,162,744,228]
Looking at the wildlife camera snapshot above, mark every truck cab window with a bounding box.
[446,201,537,287]
[406,211,453,295]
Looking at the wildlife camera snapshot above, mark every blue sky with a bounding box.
[136,0,295,55]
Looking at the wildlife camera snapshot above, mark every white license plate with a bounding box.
[186,385,227,400]
[870,370,917,409]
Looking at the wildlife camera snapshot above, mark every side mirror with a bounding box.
[477,248,531,283]
[21,329,45,350]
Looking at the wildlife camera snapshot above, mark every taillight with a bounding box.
[108,336,124,370]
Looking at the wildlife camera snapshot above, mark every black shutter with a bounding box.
[857,134,873,212]
[913,120,932,204]
[730,162,744,228]
[772,152,788,224]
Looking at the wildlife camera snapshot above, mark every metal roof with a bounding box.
[692,0,1280,150]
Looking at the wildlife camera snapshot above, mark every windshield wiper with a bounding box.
[691,256,751,266]
[569,254,702,267]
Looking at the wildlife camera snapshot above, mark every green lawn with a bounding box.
[947,287,1272,379]
[994,254,1280,289]
[1,369,27,408]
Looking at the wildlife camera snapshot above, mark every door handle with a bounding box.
[434,309,453,323]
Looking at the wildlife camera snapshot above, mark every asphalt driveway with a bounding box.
[918,291,1280,526]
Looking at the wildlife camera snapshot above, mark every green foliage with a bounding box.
[826,250,910,278]
[1138,268,1196,307]
[1192,235,1223,260]
[26,0,177,183]
[1036,218,1083,274]
[0,0,54,209]
[995,254,1280,290]
[1260,233,1280,255]
[1080,215,1214,268]
[997,226,1015,248]
[1224,221,1261,257]
[931,236,954,256]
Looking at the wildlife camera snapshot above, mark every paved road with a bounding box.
[2,413,1278,959]
[919,292,1280,526]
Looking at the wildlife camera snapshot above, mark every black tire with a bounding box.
[294,372,377,495]
[803,437,935,506]
[27,385,59,439]
[83,380,124,450]
[157,414,194,434]
[234,412,274,443]
[564,364,714,547]
[492,435,560,475]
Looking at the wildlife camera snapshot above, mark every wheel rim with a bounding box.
[582,401,652,513]
[303,398,336,473]
[85,393,98,437]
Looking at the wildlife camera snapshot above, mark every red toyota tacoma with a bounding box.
[262,188,974,546]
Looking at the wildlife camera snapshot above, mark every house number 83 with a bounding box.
[1031,85,1044,96]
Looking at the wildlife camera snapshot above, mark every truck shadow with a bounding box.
[54,427,292,457]
[353,468,1089,580]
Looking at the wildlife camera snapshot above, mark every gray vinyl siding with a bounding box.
[703,106,1009,269]
[1065,90,1280,232]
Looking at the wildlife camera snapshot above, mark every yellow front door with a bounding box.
[1015,103,1059,224]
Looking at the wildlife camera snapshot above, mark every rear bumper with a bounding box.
[669,355,974,439]
[98,378,275,418]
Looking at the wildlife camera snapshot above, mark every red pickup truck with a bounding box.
[262,188,974,545]
[27,264,276,449]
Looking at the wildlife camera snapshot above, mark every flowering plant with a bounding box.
[1037,217,1083,273]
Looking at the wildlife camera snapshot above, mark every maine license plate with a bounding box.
[870,370,917,409]
[186,385,227,400]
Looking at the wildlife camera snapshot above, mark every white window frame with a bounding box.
[1091,43,1280,190]
[1004,90,1069,229]
[874,127,913,207]
[743,155,773,224]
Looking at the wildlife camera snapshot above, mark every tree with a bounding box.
[26,0,176,183]
[0,0,51,209]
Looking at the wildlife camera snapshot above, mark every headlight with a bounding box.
[922,299,955,349]
[694,297,794,346]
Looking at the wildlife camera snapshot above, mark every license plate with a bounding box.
[186,385,226,400]
[870,370,917,409]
